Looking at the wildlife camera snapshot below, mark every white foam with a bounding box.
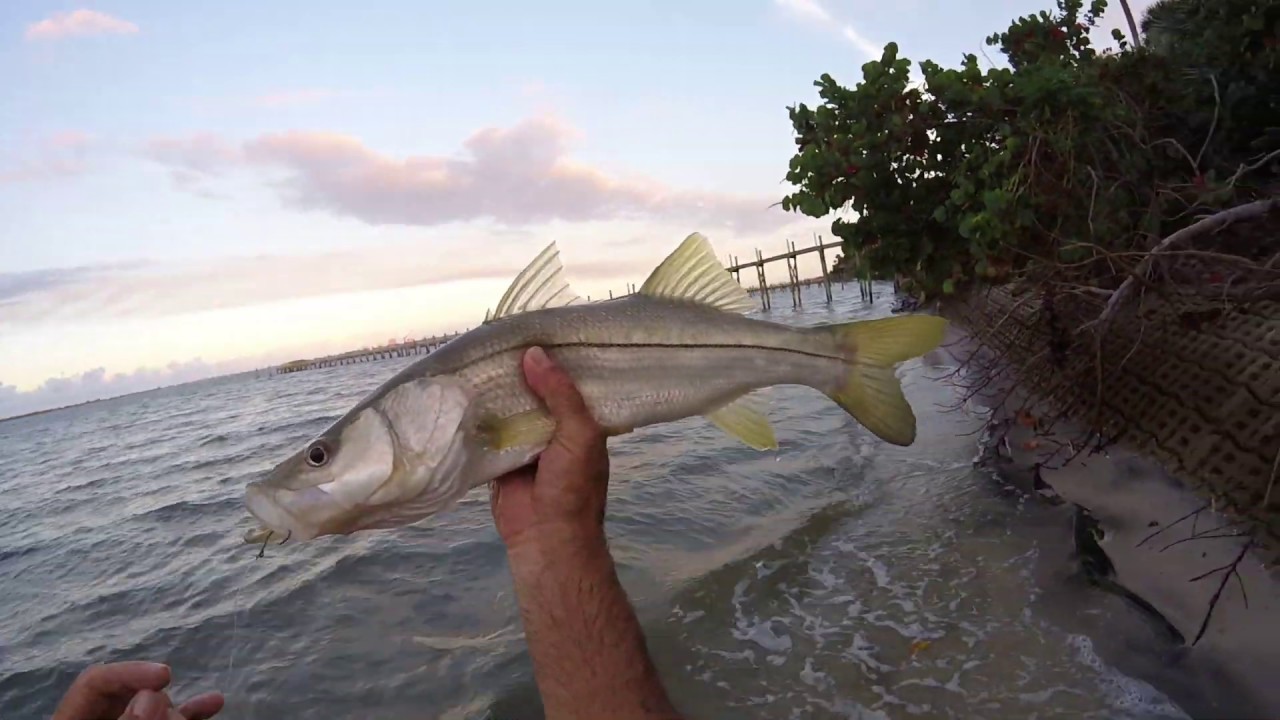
[799,657,829,689]
[1067,634,1192,719]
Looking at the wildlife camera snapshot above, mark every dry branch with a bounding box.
[1087,197,1279,332]
[1188,537,1255,646]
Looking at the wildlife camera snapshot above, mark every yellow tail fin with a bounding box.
[823,314,948,446]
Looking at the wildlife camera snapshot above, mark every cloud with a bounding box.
[177,88,395,116]
[841,24,882,60]
[24,9,139,41]
[0,359,254,419]
[774,0,831,24]
[252,89,339,108]
[774,0,882,60]
[144,116,789,232]
[0,267,98,304]
[0,218,832,408]
[48,131,92,149]
[0,208,829,329]
[0,237,623,326]
[144,133,240,175]
[0,131,96,184]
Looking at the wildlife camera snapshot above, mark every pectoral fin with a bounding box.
[477,409,556,451]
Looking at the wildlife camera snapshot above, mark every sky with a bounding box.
[0,0,1152,418]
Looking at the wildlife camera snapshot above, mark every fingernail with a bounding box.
[125,690,165,720]
[526,346,550,370]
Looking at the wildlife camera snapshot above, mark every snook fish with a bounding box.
[243,233,947,544]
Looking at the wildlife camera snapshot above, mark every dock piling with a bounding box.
[815,234,833,304]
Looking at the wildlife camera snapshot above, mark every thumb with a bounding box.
[522,346,600,446]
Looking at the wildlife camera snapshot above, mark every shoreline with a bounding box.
[933,323,1280,719]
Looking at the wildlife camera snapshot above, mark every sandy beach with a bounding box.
[932,322,1280,719]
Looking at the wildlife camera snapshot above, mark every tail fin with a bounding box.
[822,314,948,446]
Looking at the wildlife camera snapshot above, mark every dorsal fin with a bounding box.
[487,242,582,322]
[638,232,755,313]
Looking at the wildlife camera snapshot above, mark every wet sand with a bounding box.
[935,324,1280,719]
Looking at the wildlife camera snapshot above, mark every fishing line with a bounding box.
[227,566,242,676]
[228,530,289,680]
[226,528,282,686]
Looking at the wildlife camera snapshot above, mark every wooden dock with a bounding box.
[275,237,878,375]
[724,236,874,310]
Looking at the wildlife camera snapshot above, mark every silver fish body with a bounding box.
[243,234,946,543]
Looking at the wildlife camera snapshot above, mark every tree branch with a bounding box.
[1087,197,1279,332]
[1188,537,1254,646]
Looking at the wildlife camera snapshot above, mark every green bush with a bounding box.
[782,0,1280,299]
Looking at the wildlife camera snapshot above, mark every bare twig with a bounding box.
[1188,537,1255,646]
[1087,198,1280,332]
[1227,148,1280,189]
[1116,319,1146,375]
[1152,138,1199,175]
[1159,530,1249,552]
[1194,75,1219,170]
[1137,503,1209,548]
[1264,446,1280,509]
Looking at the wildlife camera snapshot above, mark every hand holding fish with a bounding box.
[243,232,946,548]
[50,662,223,720]
[489,346,610,551]
[490,347,684,720]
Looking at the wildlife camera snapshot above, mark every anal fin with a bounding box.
[704,395,778,450]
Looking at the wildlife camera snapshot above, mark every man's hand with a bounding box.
[50,662,223,720]
[488,346,682,720]
[490,346,610,550]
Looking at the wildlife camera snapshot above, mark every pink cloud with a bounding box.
[0,239,629,327]
[48,131,92,149]
[144,133,241,176]
[0,131,95,184]
[146,116,788,232]
[253,89,339,108]
[24,9,139,41]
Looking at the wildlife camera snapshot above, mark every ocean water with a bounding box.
[1,283,1199,719]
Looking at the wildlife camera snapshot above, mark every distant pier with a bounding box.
[275,331,463,375]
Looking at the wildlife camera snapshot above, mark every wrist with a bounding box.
[505,521,609,572]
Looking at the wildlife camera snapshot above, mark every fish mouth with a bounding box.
[243,482,319,544]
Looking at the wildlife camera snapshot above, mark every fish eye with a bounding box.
[305,441,330,468]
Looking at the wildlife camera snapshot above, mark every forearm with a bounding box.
[506,526,681,720]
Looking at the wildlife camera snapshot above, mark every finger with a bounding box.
[177,691,225,719]
[53,663,171,720]
[83,662,172,696]
[522,347,601,447]
[492,462,537,487]
[490,464,534,509]
[490,467,534,513]
[120,689,172,720]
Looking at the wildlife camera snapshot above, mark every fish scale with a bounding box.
[242,233,947,544]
